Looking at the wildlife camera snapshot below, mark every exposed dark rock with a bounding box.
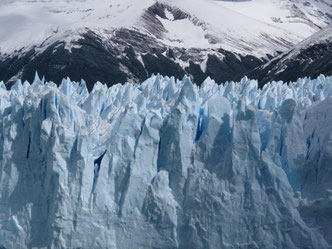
[141,3,167,38]
[120,46,148,82]
[186,61,207,84]
[248,41,332,88]
[142,53,186,80]
[205,49,265,84]
[0,29,267,90]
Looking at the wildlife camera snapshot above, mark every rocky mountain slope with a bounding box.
[248,24,332,87]
[1,74,332,248]
[0,0,331,89]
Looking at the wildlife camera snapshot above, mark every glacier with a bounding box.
[1,73,332,248]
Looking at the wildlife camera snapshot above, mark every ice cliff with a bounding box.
[1,73,332,249]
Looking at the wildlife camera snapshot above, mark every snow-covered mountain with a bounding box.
[0,0,304,55]
[0,0,331,88]
[248,24,332,86]
[215,0,332,37]
[1,74,332,248]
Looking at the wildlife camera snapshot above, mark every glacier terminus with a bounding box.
[1,74,332,248]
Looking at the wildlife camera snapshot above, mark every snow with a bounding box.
[260,23,332,74]
[0,0,153,54]
[156,15,212,49]
[0,0,330,57]
[1,73,332,248]
[286,23,332,58]
[214,0,332,38]
[158,0,301,55]
[164,9,174,21]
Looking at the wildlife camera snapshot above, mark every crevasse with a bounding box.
[0,74,332,249]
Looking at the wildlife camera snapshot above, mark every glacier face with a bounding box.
[1,74,332,248]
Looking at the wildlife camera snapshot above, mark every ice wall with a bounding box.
[1,74,332,248]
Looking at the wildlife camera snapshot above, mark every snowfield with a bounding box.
[1,74,332,248]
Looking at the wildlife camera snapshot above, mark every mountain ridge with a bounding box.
[248,24,332,86]
[0,0,331,89]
